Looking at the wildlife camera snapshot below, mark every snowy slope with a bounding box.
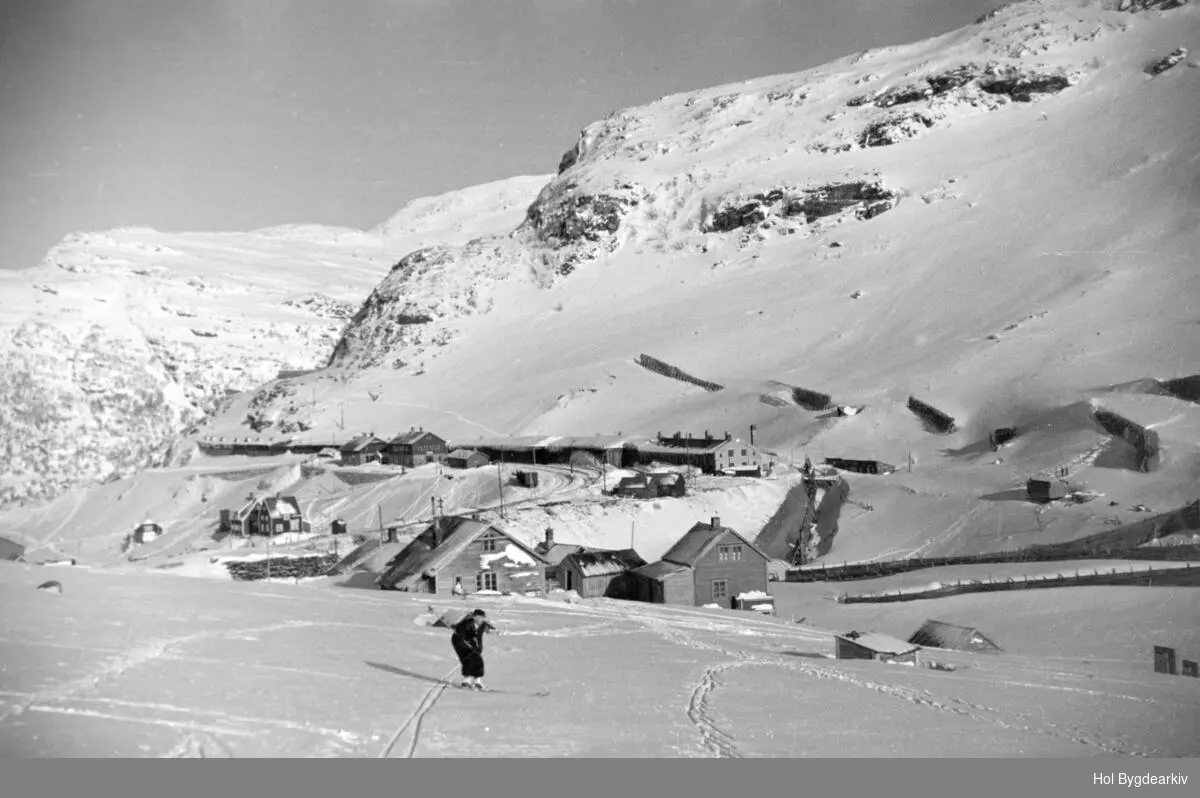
[1,561,1197,757]
[187,0,1200,563]
[0,177,550,507]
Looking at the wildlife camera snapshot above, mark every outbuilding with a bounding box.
[834,631,920,664]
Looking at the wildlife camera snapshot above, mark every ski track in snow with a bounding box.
[0,619,337,757]
[685,662,747,758]
[377,665,460,759]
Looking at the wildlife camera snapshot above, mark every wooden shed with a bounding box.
[446,449,490,469]
[1027,477,1068,502]
[632,560,694,605]
[834,631,920,664]
[558,548,646,599]
[907,619,1001,654]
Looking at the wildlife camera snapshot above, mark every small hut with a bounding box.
[834,631,920,664]
[907,619,1001,654]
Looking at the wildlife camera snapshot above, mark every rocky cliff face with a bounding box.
[0,227,390,506]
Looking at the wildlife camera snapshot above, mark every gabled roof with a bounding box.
[562,548,647,578]
[659,520,770,568]
[631,560,692,581]
[535,541,584,566]
[263,496,301,518]
[447,448,487,459]
[836,631,919,656]
[388,429,446,446]
[379,517,545,591]
[907,619,1001,653]
[341,434,385,453]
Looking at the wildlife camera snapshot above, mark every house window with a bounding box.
[712,580,728,601]
[741,449,747,456]
[718,545,743,562]
[480,536,498,552]
[477,572,498,591]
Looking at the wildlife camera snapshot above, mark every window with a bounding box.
[741,449,747,456]
[712,580,728,601]
[480,535,498,552]
[477,572,498,591]
[718,545,744,562]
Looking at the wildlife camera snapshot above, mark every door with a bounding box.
[566,570,573,591]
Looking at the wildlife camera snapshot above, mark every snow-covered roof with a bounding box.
[837,631,919,656]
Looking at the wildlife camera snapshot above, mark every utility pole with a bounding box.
[266,527,272,581]
[377,505,384,545]
[631,520,636,551]
[497,454,506,519]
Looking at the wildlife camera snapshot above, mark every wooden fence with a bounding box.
[836,562,1200,604]
[636,354,724,392]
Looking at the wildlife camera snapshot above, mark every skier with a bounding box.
[450,608,497,690]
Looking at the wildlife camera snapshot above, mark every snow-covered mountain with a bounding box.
[5,0,1200,568]
[0,177,550,507]
[196,0,1198,551]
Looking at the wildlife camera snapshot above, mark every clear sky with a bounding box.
[0,0,1003,271]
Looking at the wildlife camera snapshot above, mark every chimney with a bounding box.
[545,527,555,546]
[750,424,756,446]
[725,430,730,441]
[710,516,721,528]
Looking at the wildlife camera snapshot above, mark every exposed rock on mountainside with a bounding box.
[0,178,549,507]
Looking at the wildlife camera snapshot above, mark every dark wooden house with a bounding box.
[384,428,448,468]
[222,495,307,537]
[834,631,921,664]
[446,448,490,469]
[1182,660,1199,678]
[340,434,387,466]
[633,516,771,608]
[378,516,547,595]
[558,548,646,599]
[611,472,686,499]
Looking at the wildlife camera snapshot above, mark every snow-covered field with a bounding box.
[1,561,1196,758]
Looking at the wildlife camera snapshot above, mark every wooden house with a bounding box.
[446,449,490,469]
[558,548,646,599]
[378,516,547,595]
[834,631,921,664]
[223,495,307,537]
[383,428,448,468]
[633,432,762,475]
[632,516,771,608]
[907,619,1001,654]
[340,434,387,466]
[1181,660,1198,678]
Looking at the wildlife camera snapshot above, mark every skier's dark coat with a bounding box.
[451,615,495,679]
